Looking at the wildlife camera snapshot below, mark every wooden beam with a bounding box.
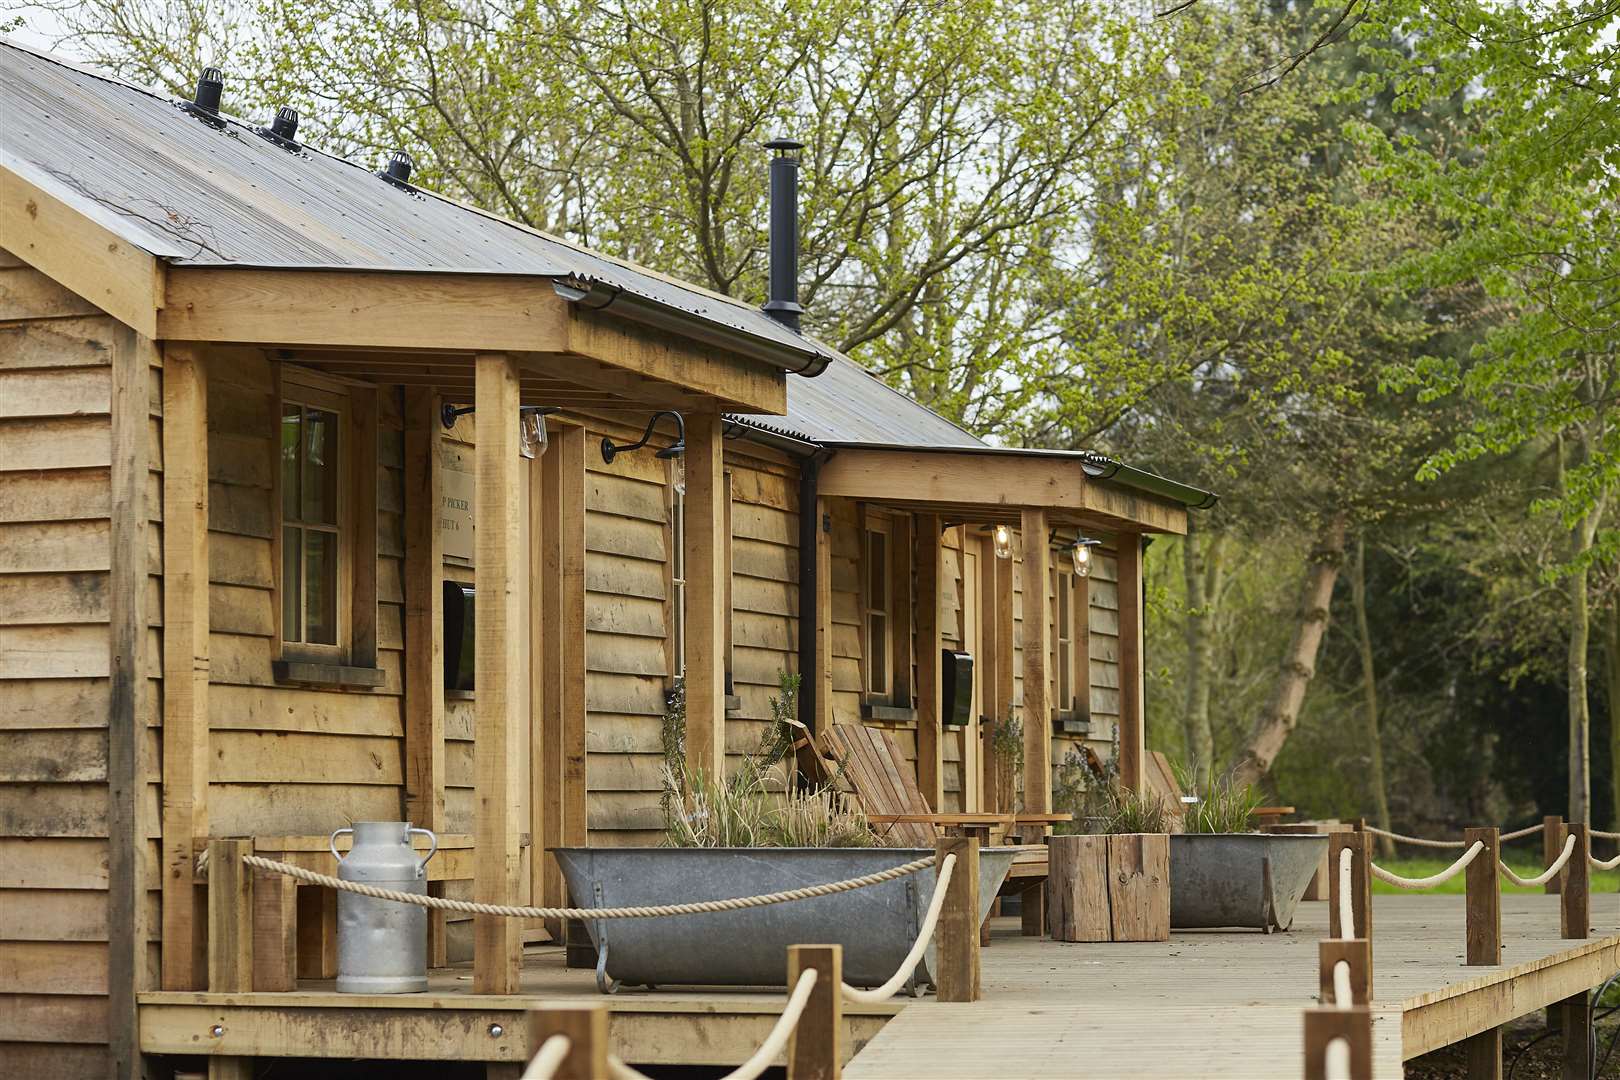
[817,449,1188,534]
[978,528,1002,811]
[1116,534,1145,794]
[934,836,981,1002]
[1560,824,1589,939]
[563,307,786,415]
[1329,831,1374,941]
[161,343,210,991]
[540,426,588,918]
[402,389,448,960]
[815,495,834,731]
[207,840,254,992]
[916,514,944,809]
[350,385,379,666]
[1463,1027,1502,1080]
[473,352,525,994]
[1543,815,1564,895]
[1318,939,1372,1006]
[528,1006,609,1080]
[0,162,165,337]
[1303,1008,1372,1080]
[683,413,728,779]
[991,550,1016,813]
[108,323,155,1078]
[1560,992,1592,1079]
[1020,510,1052,814]
[889,514,914,708]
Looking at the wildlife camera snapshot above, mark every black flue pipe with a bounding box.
[763,139,805,332]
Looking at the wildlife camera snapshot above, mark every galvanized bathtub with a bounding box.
[1169,833,1328,932]
[553,846,1017,993]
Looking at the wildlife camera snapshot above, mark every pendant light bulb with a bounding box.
[992,523,1014,560]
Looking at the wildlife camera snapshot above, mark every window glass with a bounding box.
[281,395,342,648]
[865,527,890,697]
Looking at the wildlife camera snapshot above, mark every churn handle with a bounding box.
[407,827,439,873]
[329,826,354,864]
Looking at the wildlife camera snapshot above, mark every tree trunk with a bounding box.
[1231,513,1348,788]
[1182,520,1221,769]
[1351,534,1395,859]
[1602,598,1620,835]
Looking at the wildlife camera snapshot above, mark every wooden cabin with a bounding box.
[0,42,1212,1077]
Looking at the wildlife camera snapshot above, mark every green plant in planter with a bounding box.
[1054,750,1170,835]
[1173,762,1265,834]
[660,671,879,848]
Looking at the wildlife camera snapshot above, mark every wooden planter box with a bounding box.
[1046,833,1170,942]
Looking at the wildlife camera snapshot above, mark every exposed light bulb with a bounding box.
[992,523,1013,560]
[1073,537,1098,578]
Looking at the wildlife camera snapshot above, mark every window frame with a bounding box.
[863,517,893,702]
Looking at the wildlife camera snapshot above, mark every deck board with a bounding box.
[845,893,1617,1079]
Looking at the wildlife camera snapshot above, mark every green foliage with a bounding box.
[1174,761,1264,835]
[990,713,1024,778]
[661,672,879,848]
[1053,750,1170,835]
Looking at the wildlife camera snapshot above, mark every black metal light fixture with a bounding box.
[439,403,561,459]
[1071,535,1102,578]
[601,411,685,465]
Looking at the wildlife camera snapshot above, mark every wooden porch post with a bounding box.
[161,343,210,991]
[1116,533,1146,794]
[683,412,727,779]
[473,352,524,993]
[992,550,1016,812]
[1020,509,1052,815]
[916,513,944,809]
[815,494,834,729]
[540,425,588,916]
[402,389,448,960]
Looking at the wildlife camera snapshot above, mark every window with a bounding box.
[864,525,890,698]
[1055,566,1074,713]
[281,393,345,649]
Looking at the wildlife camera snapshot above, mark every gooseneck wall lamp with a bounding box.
[601,411,686,465]
[1072,536,1102,578]
[440,403,561,460]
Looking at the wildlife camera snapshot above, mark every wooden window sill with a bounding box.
[861,702,917,724]
[446,689,475,700]
[1052,710,1090,736]
[724,694,742,715]
[272,660,386,689]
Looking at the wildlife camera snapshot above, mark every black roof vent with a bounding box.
[176,65,227,129]
[255,106,301,151]
[378,150,414,190]
[762,138,804,332]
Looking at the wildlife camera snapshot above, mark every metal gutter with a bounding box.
[554,277,836,378]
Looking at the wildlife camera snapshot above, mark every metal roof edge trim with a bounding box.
[0,148,194,260]
[554,277,834,378]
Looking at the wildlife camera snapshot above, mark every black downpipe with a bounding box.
[797,451,827,733]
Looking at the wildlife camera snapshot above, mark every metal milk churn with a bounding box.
[331,821,437,993]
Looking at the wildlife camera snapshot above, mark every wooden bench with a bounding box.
[248,832,475,989]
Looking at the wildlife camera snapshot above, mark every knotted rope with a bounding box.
[604,968,819,1080]
[841,852,956,1004]
[522,1035,572,1080]
[1365,822,1543,848]
[1336,847,1355,938]
[1497,834,1577,888]
[1370,841,1484,889]
[234,853,936,921]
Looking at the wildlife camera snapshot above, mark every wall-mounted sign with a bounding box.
[441,443,475,564]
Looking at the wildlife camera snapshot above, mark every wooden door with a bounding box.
[960,537,983,811]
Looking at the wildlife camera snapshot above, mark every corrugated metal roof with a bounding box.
[729,355,985,449]
[0,40,839,372]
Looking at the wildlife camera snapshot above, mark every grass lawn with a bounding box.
[1371,852,1619,895]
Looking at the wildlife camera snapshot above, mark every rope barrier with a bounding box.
[1369,841,1484,889]
[604,969,819,1080]
[1592,851,1620,871]
[1336,847,1355,939]
[521,1035,572,1080]
[1593,828,1619,840]
[1365,822,1543,848]
[1331,960,1353,1011]
[841,853,956,1005]
[1324,1037,1353,1080]
[1497,834,1576,888]
[234,853,935,921]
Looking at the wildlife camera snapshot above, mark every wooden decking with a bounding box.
[136,893,1615,1075]
[847,893,1618,1078]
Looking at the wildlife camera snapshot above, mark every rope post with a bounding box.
[1560,990,1592,1078]
[1559,823,1589,939]
[1463,827,1500,966]
[529,1005,608,1080]
[1302,1007,1371,1080]
[1318,939,1371,1006]
[1329,832,1371,940]
[934,836,980,1002]
[207,838,254,993]
[786,945,842,1080]
[1542,815,1564,895]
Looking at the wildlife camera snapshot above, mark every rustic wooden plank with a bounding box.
[787,944,843,1080]
[251,871,297,992]
[1045,834,1110,942]
[933,836,980,1002]
[1560,824,1589,939]
[350,385,380,667]
[529,1005,609,1080]
[207,839,253,993]
[1019,510,1052,814]
[473,353,524,993]
[542,425,588,914]
[160,343,209,991]
[915,514,943,810]
[1107,833,1169,943]
[1115,533,1144,794]
[1465,827,1501,966]
[683,413,724,781]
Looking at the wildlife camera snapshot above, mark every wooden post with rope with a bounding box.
[1542,815,1564,894]
[1329,831,1371,940]
[1559,823,1589,939]
[787,944,843,1080]
[935,836,980,1002]
[529,1005,608,1080]
[1318,938,1371,1005]
[1462,827,1502,1080]
[206,839,256,1080]
[1302,1007,1371,1080]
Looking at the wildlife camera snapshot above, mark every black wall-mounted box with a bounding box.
[443,581,475,692]
[941,650,974,727]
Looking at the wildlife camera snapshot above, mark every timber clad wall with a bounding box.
[0,265,158,1076]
